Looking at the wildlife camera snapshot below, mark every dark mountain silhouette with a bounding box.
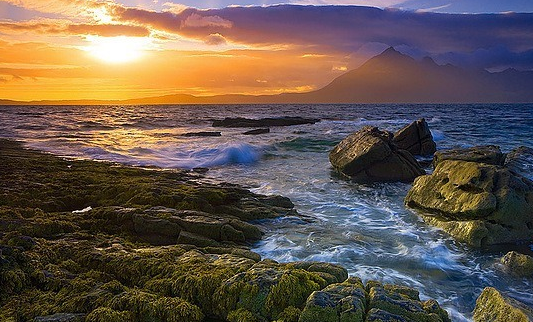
[4,47,533,105]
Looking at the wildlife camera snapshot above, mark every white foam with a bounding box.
[72,206,92,213]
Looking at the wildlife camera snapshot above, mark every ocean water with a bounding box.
[1,103,533,321]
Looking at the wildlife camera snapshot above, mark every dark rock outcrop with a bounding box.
[405,159,533,247]
[505,146,533,179]
[433,145,504,167]
[243,128,270,135]
[393,118,436,156]
[473,287,533,322]
[500,251,533,277]
[329,126,425,182]
[213,117,319,128]
[183,131,222,137]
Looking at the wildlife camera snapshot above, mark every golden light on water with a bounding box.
[85,36,150,64]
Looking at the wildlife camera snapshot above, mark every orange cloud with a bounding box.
[0,20,150,37]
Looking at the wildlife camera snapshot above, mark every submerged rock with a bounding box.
[183,131,222,137]
[505,146,533,179]
[500,251,533,277]
[433,145,504,167]
[243,128,270,135]
[212,117,319,128]
[405,159,533,246]
[393,118,437,156]
[329,126,425,182]
[473,287,533,322]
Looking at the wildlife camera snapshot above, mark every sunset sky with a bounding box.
[1,0,533,101]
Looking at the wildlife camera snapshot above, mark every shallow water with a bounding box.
[1,103,533,321]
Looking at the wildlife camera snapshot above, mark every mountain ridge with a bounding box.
[4,48,533,105]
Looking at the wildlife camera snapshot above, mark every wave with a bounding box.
[192,143,262,168]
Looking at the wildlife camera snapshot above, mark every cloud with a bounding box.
[108,5,533,55]
[0,20,151,37]
[181,13,233,28]
[2,0,106,16]
[205,33,227,45]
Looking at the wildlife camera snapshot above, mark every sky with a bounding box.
[1,0,533,101]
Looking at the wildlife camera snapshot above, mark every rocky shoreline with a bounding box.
[1,132,532,321]
[1,139,451,322]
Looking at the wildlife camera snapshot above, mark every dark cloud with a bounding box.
[112,5,533,53]
[435,46,533,71]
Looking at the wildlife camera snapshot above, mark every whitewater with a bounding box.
[1,103,532,321]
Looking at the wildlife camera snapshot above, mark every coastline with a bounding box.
[0,139,452,322]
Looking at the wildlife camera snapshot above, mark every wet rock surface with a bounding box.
[433,145,504,167]
[500,251,533,277]
[405,159,533,247]
[392,118,436,156]
[300,278,450,322]
[505,146,533,179]
[329,126,425,183]
[473,287,533,322]
[212,117,319,128]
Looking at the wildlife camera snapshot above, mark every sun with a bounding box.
[86,36,150,64]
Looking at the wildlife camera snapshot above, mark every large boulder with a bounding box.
[505,146,533,180]
[433,145,504,167]
[329,126,425,183]
[393,118,437,156]
[405,160,533,247]
[500,251,533,277]
[473,287,533,322]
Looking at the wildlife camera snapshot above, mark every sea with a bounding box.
[1,103,532,321]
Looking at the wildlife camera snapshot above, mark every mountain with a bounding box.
[4,48,533,105]
[287,47,533,103]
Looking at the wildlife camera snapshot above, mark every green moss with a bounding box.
[265,269,324,317]
[275,306,301,322]
[86,307,134,322]
[227,308,260,322]
[473,287,533,322]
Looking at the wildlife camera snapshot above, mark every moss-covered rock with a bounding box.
[473,287,533,322]
[500,251,533,277]
[299,279,450,322]
[405,160,533,247]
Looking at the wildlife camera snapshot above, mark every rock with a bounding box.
[405,160,533,247]
[393,118,437,156]
[243,128,270,135]
[433,145,504,167]
[299,279,450,322]
[299,277,366,322]
[215,260,347,321]
[473,287,533,322]
[212,117,319,128]
[182,131,222,137]
[505,146,533,180]
[34,313,86,322]
[500,251,533,277]
[329,126,425,182]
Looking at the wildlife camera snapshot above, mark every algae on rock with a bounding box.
[405,159,533,247]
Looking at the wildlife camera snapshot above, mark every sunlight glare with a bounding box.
[86,36,150,64]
